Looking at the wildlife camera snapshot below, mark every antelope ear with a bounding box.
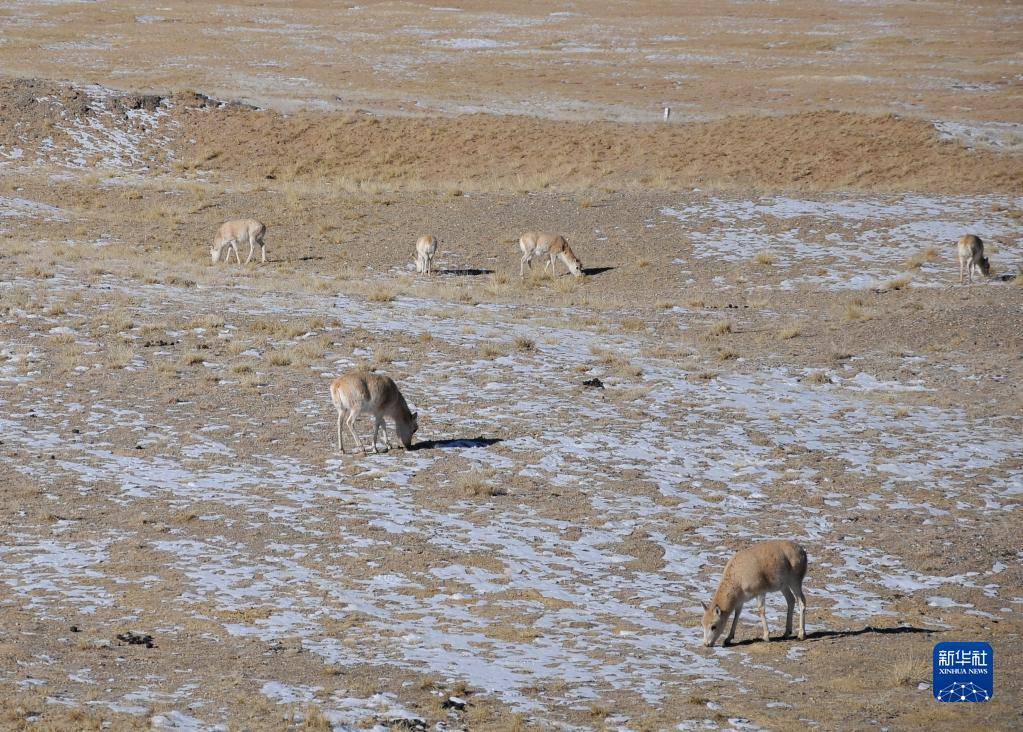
[713,605,721,619]
[701,601,707,611]
[412,412,418,420]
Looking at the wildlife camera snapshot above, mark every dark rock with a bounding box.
[116,631,155,648]
[582,377,605,389]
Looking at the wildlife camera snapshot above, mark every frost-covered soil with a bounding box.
[661,194,1023,291]
[1,180,1021,727]
[0,0,1020,124]
[0,82,178,174]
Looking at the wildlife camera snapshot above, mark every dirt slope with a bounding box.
[180,106,1023,193]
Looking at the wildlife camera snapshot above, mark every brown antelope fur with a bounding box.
[957,234,991,284]
[518,231,583,278]
[330,371,418,454]
[211,219,267,264]
[415,235,439,275]
[701,540,807,647]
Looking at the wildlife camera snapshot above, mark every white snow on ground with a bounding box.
[662,194,1023,290]
[60,86,175,171]
[934,120,1023,153]
[2,234,1020,722]
[433,38,515,50]
[0,195,67,221]
[0,84,178,172]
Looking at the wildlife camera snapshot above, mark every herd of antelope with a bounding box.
[211,218,997,287]
[206,219,999,647]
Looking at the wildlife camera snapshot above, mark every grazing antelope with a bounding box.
[519,232,583,278]
[957,234,991,284]
[701,540,807,647]
[415,235,439,275]
[211,219,267,264]
[330,371,418,454]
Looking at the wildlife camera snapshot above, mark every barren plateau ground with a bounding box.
[1,1,1022,731]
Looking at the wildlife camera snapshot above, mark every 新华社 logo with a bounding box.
[933,642,993,702]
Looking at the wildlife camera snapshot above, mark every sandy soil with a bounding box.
[1,2,1022,730]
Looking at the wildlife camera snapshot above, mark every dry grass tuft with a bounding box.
[844,302,867,321]
[904,247,940,269]
[805,370,832,384]
[105,344,135,369]
[56,344,85,371]
[480,343,506,359]
[593,348,642,377]
[778,326,801,340]
[456,470,507,498]
[102,311,135,332]
[267,351,293,367]
[368,286,397,303]
[299,705,332,731]
[552,276,579,294]
[374,346,398,366]
[884,275,912,291]
[888,653,930,688]
[514,336,535,351]
[291,337,329,362]
[610,386,648,402]
[24,264,55,279]
[182,352,206,366]
[190,314,225,330]
[708,319,734,336]
[753,250,777,266]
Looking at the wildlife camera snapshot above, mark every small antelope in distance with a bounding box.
[211,219,267,264]
[519,232,583,278]
[330,370,418,454]
[702,540,807,647]
[415,235,439,275]
[957,234,991,284]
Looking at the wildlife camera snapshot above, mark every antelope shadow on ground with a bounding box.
[725,624,936,647]
[582,266,615,276]
[434,268,494,276]
[413,437,503,450]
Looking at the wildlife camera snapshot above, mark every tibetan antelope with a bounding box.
[329,371,418,454]
[415,235,439,275]
[957,234,991,284]
[211,219,267,264]
[702,540,807,647]
[518,232,583,278]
